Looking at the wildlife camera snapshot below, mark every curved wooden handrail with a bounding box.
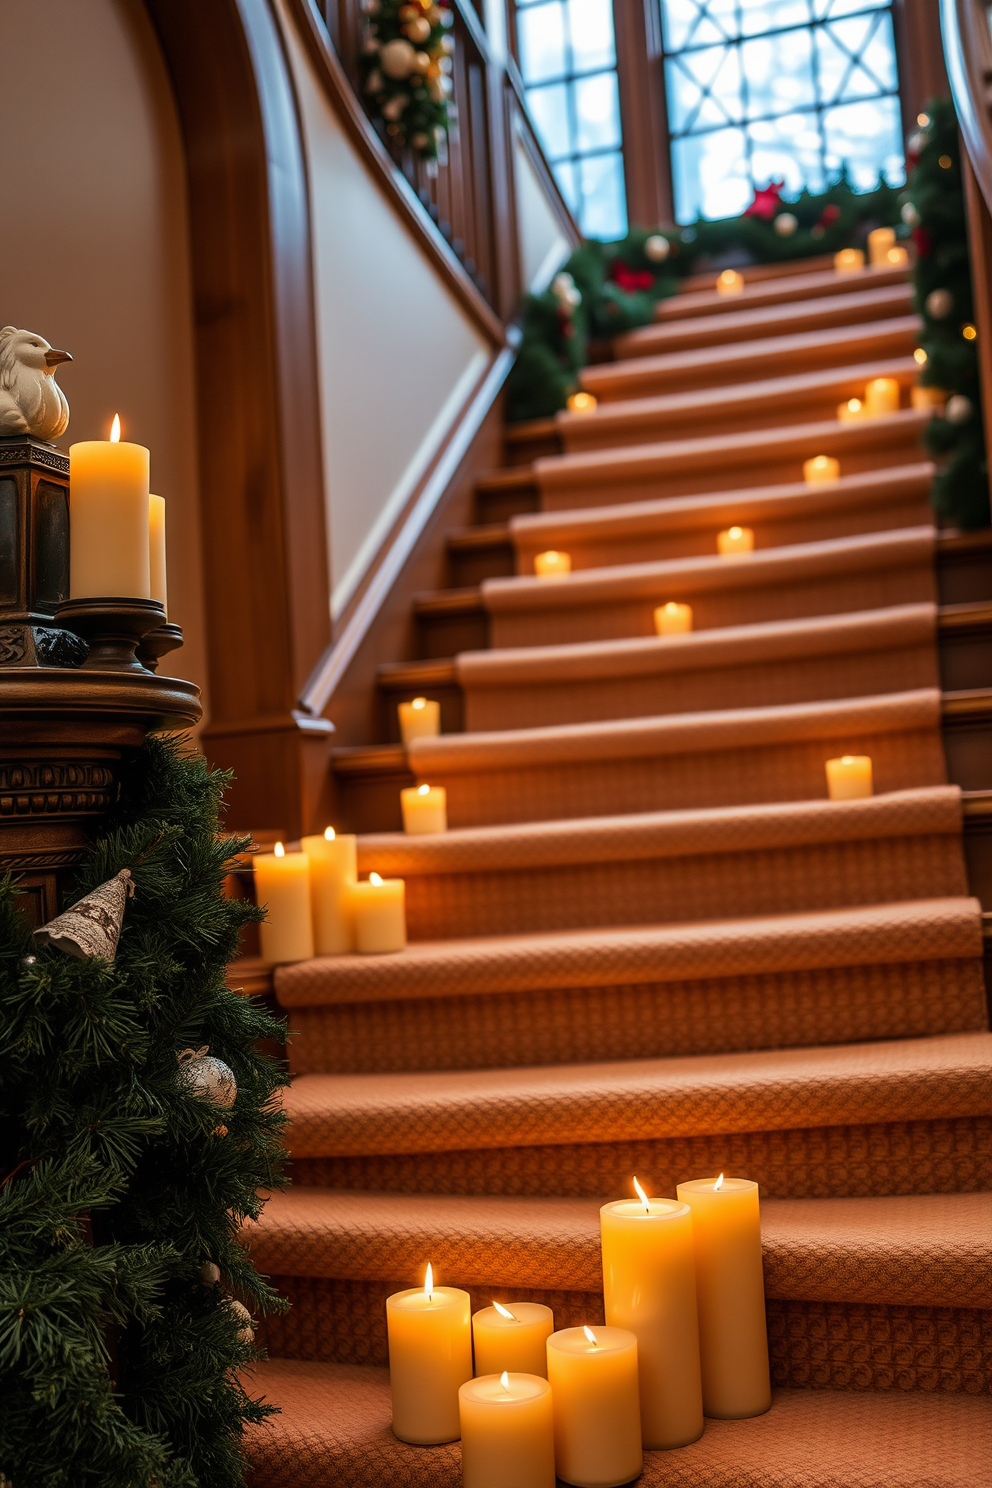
[941,0,992,211]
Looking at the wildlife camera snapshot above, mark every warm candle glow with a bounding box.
[867,226,896,265]
[583,1326,598,1347]
[399,696,441,745]
[963,324,978,341]
[886,245,910,267]
[324,826,336,841]
[864,377,900,416]
[534,549,571,579]
[713,1173,725,1191]
[914,347,928,365]
[370,871,383,886]
[825,754,873,800]
[402,782,448,834]
[412,696,427,710]
[632,1176,650,1213]
[418,783,430,796]
[425,1263,434,1301]
[110,413,121,442]
[717,525,754,556]
[838,397,864,422]
[717,269,744,296]
[804,454,840,483]
[567,391,598,414]
[493,1301,517,1321]
[500,1371,511,1392]
[654,601,693,635]
[834,247,865,272]
[274,841,285,858]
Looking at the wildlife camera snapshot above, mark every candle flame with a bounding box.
[847,398,862,413]
[632,1175,651,1212]
[493,1301,518,1321]
[425,1262,433,1300]
[274,841,285,858]
[729,526,743,540]
[412,697,427,710]
[714,1173,725,1191]
[369,872,383,886]
[583,1325,598,1347]
[500,1371,511,1391]
[914,348,927,365]
[110,413,121,443]
[719,270,739,286]
[417,783,431,796]
[324,826,336,841]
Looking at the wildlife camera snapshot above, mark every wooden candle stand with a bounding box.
[56,596,168,672]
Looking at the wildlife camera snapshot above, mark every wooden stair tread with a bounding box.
[445,521,511,551]
[653,264,910,322]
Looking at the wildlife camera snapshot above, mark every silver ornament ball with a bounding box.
[774,212,798,236]
[945,394,973,424]
[901,200,920,228]
[176,1046,237,1108]
[644,234,671,262]
[925,288,953,320]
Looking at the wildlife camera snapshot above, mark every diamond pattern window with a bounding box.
[660,0,906,222]
[515,0,628,239]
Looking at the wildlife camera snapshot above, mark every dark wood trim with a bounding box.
[892,0,950,139]
[285,0,506,343]
[942,0,992,211]
[614,0,673,227]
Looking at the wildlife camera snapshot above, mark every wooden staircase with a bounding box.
[242,259,992,1487]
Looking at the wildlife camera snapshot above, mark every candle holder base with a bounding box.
[137,622,184,674]
[55,598,167,673]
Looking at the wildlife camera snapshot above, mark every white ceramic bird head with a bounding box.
[0,326,72,442]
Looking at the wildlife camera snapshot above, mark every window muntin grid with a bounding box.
[516,0,628,239]
[661,0,905,222]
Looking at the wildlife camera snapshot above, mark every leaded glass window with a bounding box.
[515,0,628,239]
[660,0,906,222]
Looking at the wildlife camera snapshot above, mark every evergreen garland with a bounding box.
[359,0,453,161]
[0,735,287,1487]
[905,99,989,530]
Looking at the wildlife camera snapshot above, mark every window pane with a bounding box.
[578,151,628,238]
[741,27,816,119]
[739,0,811,37]
[748,111,826,193]
[671,126,751,220]
[816,11,898,103]
[666,45,742,133]
[517,1,566,84]
[527,81,572,158]
[813,0,888,18]
[568,0,616,72]
[553,158,580,214]
[822,94,905,187]
[573,71,622,153]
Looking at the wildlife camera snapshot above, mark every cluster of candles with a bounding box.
[68,414,168,608]
[388,1177,771,1488]
[253,830,406,960]
[717,230,909,297]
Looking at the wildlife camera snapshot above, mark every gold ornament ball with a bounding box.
[644,234,670,262]
[405,15,431,41]
[774,212,798,236]
[380,37,417,78]
[925,288,953,319]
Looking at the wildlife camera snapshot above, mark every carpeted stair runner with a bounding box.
[242,256,990,1486]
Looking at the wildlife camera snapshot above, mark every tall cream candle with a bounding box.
[350,873,406,953]
[459,1373,555,1488]
[864,377,901,416]
[867,226,896,265]
[473,1302,554,1378]
[600,1183,703,1448]
[300,827,356,954]
[69,414,150,598]
[254,842,314,963]
[399,696,440,745]
[401,783,447,834]
[546,1326,642,1488]
[387,1266,473,1443]
[148,494,167,613]
[676,1175,771,1419]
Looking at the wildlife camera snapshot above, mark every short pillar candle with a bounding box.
[546,1327,642,1488]
[567,391,598,415]
[676,1176,771,1420]
[886,245,910,267]
[654,601,693,635]
[254,843,314,964]
[834,247,865,273]
[867,226,896,265]
[804,454,840,483]
[600,1189,704,1449]
[717,525,754,556]
[837,397,865,422]
[399,696,440,746]
[387,1268,473,1444]
[534,550,571,579]
[350,873,406,953]
[716,269,744,296]
[825,754,873,800]
[864,377,901,416]
[148,494,168,612]
[459,1373,556,1488]
[912,385,947,412]
[473,1302,554,1378]
[300,827,357,955]
[69,416,151,599]
[401,783,447,834]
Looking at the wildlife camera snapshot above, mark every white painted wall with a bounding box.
[0,0,208,718]
[514,132,572,294]
[276,0,492,621]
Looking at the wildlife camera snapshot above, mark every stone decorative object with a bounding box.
[176,1046,238,1108]
[0,327,71,441]
[32,868,133,960]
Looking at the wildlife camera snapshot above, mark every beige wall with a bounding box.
[0,0,208,719]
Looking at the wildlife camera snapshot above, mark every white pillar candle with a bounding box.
[398,696,441,746]
[387,1266,473,1444]
[834,247,865,273]
[600,1183,704,1449]
[803,454,840,483]
[350,873,406,953]
[717,525,754,556]
[401,783,447,835]
[567,391,598,415]
[546,1326,642,1488]
[254,842,314,963]
[868,226,896,265]
[148,494,167,613]
[676,1176,771,1420]
[837,397,865,422]
[459,1372,555,1488]
[473,1302,554,1378]
[911,385,947,412]
[864,377,901,416]
[69,414,150,599]
[534,550,571,579]
[716,269,744,296]
[825,754,873,800]
[654,601,693,636]
[300,827,356,954]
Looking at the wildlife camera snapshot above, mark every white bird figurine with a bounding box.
[0,326,72,441]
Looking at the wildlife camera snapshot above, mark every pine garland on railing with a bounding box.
[359,0,454,162]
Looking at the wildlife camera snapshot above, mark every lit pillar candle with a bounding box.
[300,827,356,954]
[567,391,598,415]
[825,754,873,799]
[399,696,440,745]
[676,1176,771,1420]
[654,601,693,636]
[546,1326,642,1488]
[912,385,947,412]
[867,226,896,265]
[834,247,865,273]
[600,1182,703,1449]
[473,1302,554,1378]
[459,1372,555,1488]
[534,550,571,579]
[254,842,314,964]
[401,782,447,834]
[886,245,910,267]
[148,494,167,613]
[350,872,406,953]
[387,1265,473,1444]
[803,454,840,483]
[864,377,901,416]
[69,414,150,598]
[717,525,754,556]
[716,269,744,296]
[837,397,865,422]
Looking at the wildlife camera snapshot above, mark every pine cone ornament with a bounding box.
[176,1046,237,1108]
[224,1298,255,1343]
